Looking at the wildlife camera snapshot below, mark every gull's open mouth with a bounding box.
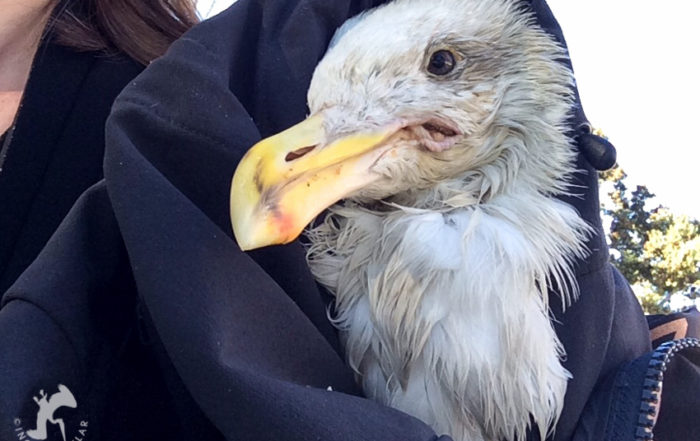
[407,118,462,152]
[423,121,458,138]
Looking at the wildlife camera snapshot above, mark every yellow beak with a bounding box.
[230,113,397,250]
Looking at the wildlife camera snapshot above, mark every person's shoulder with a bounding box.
[81,50,145,95]
[46,44,146,112]
[31,39,144,104]
[93,52,144,76]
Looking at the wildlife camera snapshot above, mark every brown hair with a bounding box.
[49,0,200,65]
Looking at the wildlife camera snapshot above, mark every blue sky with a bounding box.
[198,1,699,219]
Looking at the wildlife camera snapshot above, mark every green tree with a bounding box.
[599,166,700,314]
[644,209,700,294]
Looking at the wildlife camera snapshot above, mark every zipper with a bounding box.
[635,337,700,440]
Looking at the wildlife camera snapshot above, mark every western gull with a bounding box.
[230,0,591,440]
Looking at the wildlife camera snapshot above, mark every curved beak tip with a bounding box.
[229,112,395,251]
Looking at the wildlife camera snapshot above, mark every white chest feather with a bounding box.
[306,191,589,441]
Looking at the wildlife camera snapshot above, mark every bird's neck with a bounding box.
[305,189,590,440]
[311,186,591,307]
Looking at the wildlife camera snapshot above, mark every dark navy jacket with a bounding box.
[0,43,142,293]
[1,1,698,440]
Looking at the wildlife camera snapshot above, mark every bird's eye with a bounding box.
[427,50,456,76]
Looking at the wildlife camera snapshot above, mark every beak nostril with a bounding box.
[285,145,317,162]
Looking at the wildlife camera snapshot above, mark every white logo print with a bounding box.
[12,384,88,441]
[25,385,77,441]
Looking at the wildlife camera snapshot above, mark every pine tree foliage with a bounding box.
[599,166,700,314]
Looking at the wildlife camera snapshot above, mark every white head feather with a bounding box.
[304,1,591,440]
[308,0,577,207]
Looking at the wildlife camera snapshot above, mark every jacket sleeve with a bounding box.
[101,0,444,440]
[0,183,186,441]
